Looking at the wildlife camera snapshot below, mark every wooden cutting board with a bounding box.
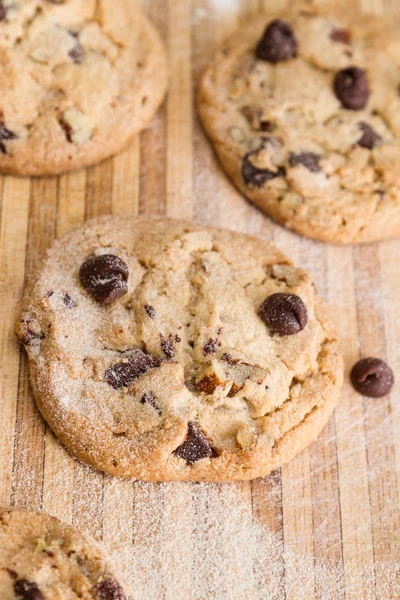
[0,1,399,598]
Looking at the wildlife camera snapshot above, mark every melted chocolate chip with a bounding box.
[144,304,156,318]
[95,579,127,600]
[203,338,217,355]
[351,357,394,398]
[79,254,129,304]
[330,28,351,44]
[161,338,174,359]
[259,293,308,336]
[140,392,161,414]
[0,121,17,154]
[334,67,369,110]
[256,19,298,63]
[289,152,321,173]
[174,422,213,464]
[14,579,44,600]
[105,350,159,389]
[357,122,381,150]
[242,149,285,187]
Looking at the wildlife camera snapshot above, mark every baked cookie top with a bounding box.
[0,509,129,599]
[198,2,400,244]
[16,217,343,481]
[0,0,167,175]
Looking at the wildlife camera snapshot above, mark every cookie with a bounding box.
[16,216,343,481]
[0,508,129,599]
[0,0,167,175]
[198,2,400,244]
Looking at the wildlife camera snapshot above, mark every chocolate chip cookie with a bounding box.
[198,2,400,244]
[0,0,167,175]
[0,509,130,599]
[16,216,343,481]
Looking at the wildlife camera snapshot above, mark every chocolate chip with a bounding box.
[203,338,217,355]
[0,1,7,21]
[68,30,83,63]
[95,579,127,600]
[140,392,161,414]
[196,374,220,394]
[260,120,276,132]
[256,19,298,63]
[289,152,321,173]
[15,319,44,346]
[63,294,75,308]
[221,353,240,366]
[105,350,159,389]
[259,293,308,336]
[0,121,17,154]
[79,254,129,304]
[144,304,156,318]
[174,422,213,464]
[242,149,285,187]
[161,337,174,359]
[357,122,381,150]
[330,28,351,44]
[351,357,394,398]
[4,568,17,579]
[334,67,369,110]
[14,579,44,600]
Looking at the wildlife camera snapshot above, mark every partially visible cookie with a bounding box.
[0,509,130,599]
[16,216,343,481]
[0,0,167,175]
[198,2,400,244]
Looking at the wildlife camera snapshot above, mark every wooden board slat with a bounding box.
[0,1,399,598]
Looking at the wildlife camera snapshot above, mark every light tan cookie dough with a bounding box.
[198,2,400,244]
[16,217,343,481]
[0,0,167,175]
[0,509,129,599]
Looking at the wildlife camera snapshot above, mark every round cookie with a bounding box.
[16,217,343,481]
[0,508,129,599]
[0,0,167,176]
[198,2,400,244]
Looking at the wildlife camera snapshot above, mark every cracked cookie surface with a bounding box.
[0,0,167,175]
[0,509,130,599]
[198,2,400,244]
[16,216,343,481]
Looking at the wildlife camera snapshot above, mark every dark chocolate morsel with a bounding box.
[0,121,17,154]
[203,338,217,355]
[79,254,129,304]
[174,422,213,464]
[256,19,298,63]
[357,122,381,150]
[95,579,127,600]
[334,66,369,110]
[144,304,156,318]
[289,152,321,173]
[330,28,351,44]
[105,350,159,389]
[14,579,44,600]
[351,357,394,398]
[259,293,308,336]
[242,149,285,187]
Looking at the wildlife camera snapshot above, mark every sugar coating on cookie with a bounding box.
[16,217,343,481]
[0,0,167,175]
[198,2,400,244]
[0,509,129,599]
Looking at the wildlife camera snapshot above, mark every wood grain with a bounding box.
[0,1,399,598]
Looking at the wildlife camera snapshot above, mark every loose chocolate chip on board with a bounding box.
[14,579,44,600]
[330,28,351,44]
[79,254,129,304]
[0,121,17,154]
[334,66,369,110]
[289,152,321,173]
[242,150,285,187]
[357,122,381,149]
[256,19,298,63]
[259,293,308,336]
[95,579,127,600]
[105,350,159,389]
[174,422,213,464]
[351,357,394,398]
